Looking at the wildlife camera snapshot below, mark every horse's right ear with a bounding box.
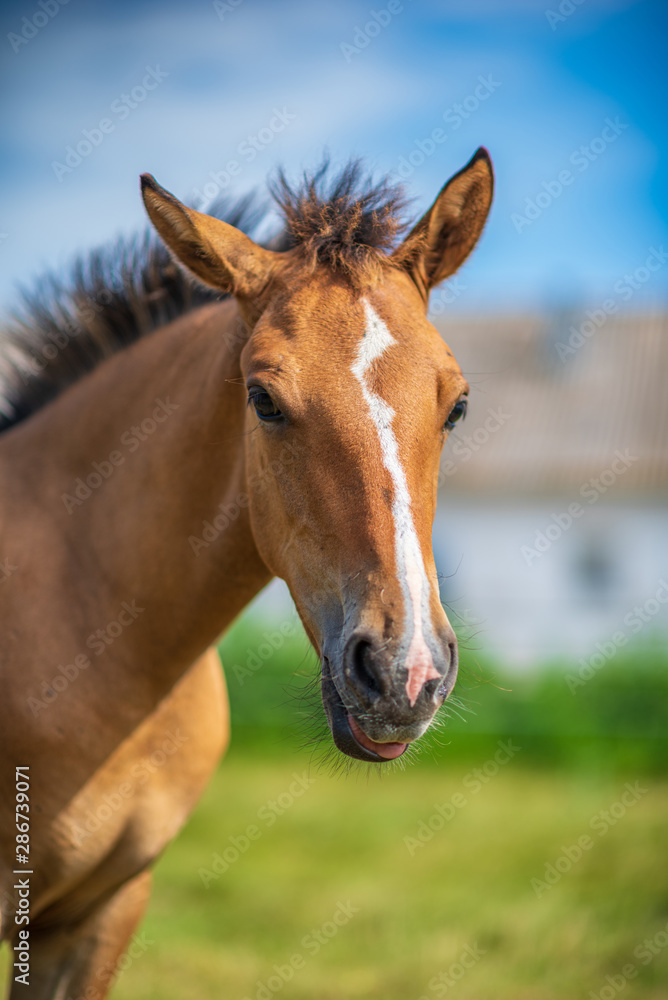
[140,174,278,298]
[392,148,493,303]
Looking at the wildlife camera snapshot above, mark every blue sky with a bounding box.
[0,0,666,313]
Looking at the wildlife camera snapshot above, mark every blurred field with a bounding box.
[2,619,667,998]
[102,756,667,1000]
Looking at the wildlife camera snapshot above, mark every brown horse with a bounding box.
[0,149,493,996]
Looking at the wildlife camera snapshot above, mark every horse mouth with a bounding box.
[321,658,409,762]
[347,714,408,760]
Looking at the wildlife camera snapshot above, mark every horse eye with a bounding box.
[445,398,467,430]
[248,388,282,422]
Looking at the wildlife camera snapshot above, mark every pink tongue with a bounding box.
[348,715,408,760]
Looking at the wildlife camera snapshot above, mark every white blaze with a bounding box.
[351,299,440,706]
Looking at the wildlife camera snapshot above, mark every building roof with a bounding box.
[435,310,668,497]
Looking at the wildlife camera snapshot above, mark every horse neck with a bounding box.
[0,298,272,700]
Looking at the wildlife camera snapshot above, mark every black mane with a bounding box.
[0,160,409,432]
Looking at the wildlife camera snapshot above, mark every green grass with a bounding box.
[101,757,668,998]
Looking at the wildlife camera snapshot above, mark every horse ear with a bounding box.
[392,148,493,301]
[140,174,278,298]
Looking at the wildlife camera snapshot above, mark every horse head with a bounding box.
[141,149,493,761]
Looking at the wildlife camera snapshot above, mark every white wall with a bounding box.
[433,498,668,668]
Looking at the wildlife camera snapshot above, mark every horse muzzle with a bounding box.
[321,626,458,762]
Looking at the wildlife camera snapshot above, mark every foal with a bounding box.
[0,150,493,996]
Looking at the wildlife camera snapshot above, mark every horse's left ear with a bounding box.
[392,147,493,302]
[140,173,278,299]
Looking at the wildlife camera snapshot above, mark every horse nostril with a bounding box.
[448,639,458,671]
[423,677,441,698]
[437,640,459,699]
[353,640,380,694]
[346,636,389,702]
